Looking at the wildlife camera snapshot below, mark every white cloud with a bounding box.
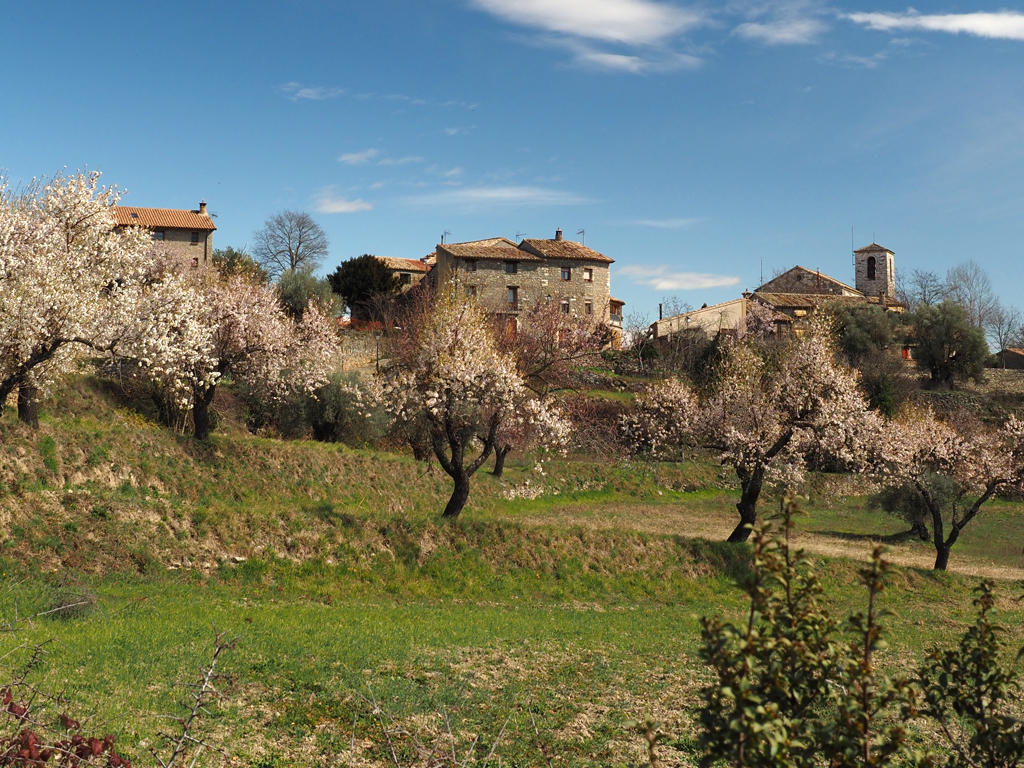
[444,167,464,178]
[570,43,702,71]
[377,155,425,166]
[406,185,593,208]
[618,264,741,291]
[338,148,381,165]
[845,11,1024,41]
[630,217,703,229]
[280,82,346,101]
[469,0,704,45]
[315,189,373,214]
[735,17,826,45]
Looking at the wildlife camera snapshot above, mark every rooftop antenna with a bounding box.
[515,231,526,241]
[760,255,763,286]
[851,225,855,270]
[441,229,451,244]
[576,228,585,245]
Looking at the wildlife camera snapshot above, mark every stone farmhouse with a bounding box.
[377,257,429,291]
[652,243,903,341]
[422,229,624,334]
[112,201,216,264]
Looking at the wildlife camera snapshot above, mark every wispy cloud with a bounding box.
[470,0,704,45]
[280,83,476,109]
[377,155,425,167]
[735,17,826,45]
[337,149,424,167]
[338,148,381,165]
[406,185,593,208]
[469,0,706,73]
[315,188,373,214]
[565,40,702,71]
[618,264,741,291]
[845,11,1024,41]
[630,216,703,229]
[280,82,346,101]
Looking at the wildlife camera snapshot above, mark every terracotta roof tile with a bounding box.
[378,256,428,273]
[113,206,216,231]
[853,242,893,253]
[438,238,542,261]
[519,238,614,263]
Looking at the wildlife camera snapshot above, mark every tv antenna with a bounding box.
[514,231,526,241]
[576,228,585,245]
[441,229,451,244]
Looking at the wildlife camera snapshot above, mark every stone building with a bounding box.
[653,243,903,341]
[112,201,216,264]
[428,229,621,333]
[377,256,429,291]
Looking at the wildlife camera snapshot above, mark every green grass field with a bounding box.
[1,377,1022,766]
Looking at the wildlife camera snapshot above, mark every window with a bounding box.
[866,256,876,280]
[190,230,200,245]
[152,229,165,241]
[584,300,592,315]
[504,261,517,274]
[561,267,571,281]
[583,268,593,282]
[507,286,518,308]
[560,299,570,314]
[465,260,477,272]
[401,273,412,285]
[466,285,477,297]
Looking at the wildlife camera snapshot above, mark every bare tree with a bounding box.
[987,301,1022,361]
[900,268,946,308]
[945,260,998,329]
[252,210,329,279]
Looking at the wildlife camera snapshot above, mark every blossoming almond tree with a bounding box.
[379,286,568,518]
[0,172,210,426]
[625,323,877,542]
[138,262,339,440]
[875,409,1024,570]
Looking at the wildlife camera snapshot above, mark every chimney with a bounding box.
[199,200,208,216]
[554,227,562,241]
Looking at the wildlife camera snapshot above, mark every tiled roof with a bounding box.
[113,206,216,231]
[438,238,542,261]
[609,296,625,305]
[854,242,893,253]
[757,266,861,295]
[378,256,428,273]
[754,292,903,309]
[519,238,614,263]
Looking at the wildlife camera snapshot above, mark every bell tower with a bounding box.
[854,243,895,297]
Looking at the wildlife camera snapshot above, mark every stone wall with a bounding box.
[438,252,613,323]
[854,249,895,297]
[155,227,213,264]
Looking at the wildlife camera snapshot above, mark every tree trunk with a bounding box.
[911,519,928,541]
[193,385,217,441]
[442,471,470,518]
[728,468,764,543]
[492,444,511,477]
[17,384,40,428]
[933,545,951,571]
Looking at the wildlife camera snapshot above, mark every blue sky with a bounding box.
[5,1,1024,321]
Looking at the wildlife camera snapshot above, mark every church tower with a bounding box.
[854,243,895,297]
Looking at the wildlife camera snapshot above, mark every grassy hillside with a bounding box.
[0,376,1022,766]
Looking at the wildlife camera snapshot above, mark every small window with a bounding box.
[152,229,165,241]
[504,261,518,274]
[560,299,570,314]
[507,286,518,308]
[465,260,477,272]
[866,256,876,280]
[190,230,200,245]
[561,267,571,281]
[401,273,412,285]
[583,268,593,282]
[584,300,592,315]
